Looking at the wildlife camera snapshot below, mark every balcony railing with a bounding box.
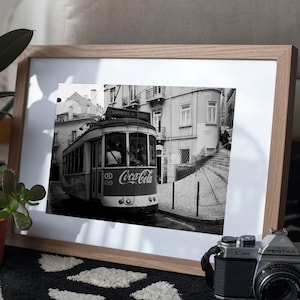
[122,95,140,108]
[145,87,166,105]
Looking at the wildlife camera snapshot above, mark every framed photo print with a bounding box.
[6,45,297,275]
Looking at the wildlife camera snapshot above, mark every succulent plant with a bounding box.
[0,165,45,230]
[0,29,46,231]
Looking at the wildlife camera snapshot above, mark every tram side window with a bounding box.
[63,153,70,174]
[92,143,96,168]
[92,141,102,168]
[129,133,147,166]
[63,156,67,174]
[71,151,75,173]
[63,145,84,174]
[105,133,125,166]
[78,145,84,172]
[149,135,156,166]
[75,148,79,173]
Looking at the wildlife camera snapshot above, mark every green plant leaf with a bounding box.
[0,92,14,99]
[17,203,28,215]
[2,170,15,195]
[29,185,46,201]
[0,191,9,208]
[0,29,33,72]
[0,165,7,173]
[12,211,32,230]
[27,201,40,206]
[0,209,11,219]
[9,197,19,211]
[16,182,25,195]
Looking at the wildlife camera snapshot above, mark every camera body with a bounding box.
[214,229,300,299]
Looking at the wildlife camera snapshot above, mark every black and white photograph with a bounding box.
[47,83,236,235]
[9,44,294,275]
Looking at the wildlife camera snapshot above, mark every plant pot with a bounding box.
[0,218,8,266]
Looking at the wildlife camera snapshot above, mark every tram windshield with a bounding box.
[129,133,156,167]
[129,133,147,166]
[105,131,156,167]
[105,133,126,166]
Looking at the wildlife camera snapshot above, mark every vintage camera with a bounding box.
[201,229,300,299]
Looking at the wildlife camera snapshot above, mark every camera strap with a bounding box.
[200,245,221,287]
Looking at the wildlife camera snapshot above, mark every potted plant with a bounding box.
[0,29,38,264]
[0,165,45,265]
[0,165,46,230]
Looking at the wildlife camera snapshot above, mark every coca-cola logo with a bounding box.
[119,169,153,185]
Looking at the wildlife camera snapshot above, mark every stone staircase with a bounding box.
[202,148,230,186]
[157,147,231,221]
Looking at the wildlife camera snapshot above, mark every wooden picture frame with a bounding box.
[6,45,297,276]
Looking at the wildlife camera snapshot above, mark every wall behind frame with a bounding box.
[1,0,300,142]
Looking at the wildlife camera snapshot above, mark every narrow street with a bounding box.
[46,143,229,236]
[47,176,224,235]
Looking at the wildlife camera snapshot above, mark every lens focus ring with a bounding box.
[254,263,300,300]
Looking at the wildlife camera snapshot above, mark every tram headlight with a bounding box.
[149,196,156,202]
[125,198,134,205]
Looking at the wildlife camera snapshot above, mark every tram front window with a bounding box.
[105,133,125,166]
[129,133,147,166]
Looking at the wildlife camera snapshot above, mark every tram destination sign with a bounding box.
[105,107,150,123]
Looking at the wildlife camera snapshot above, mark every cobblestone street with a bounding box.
[157,148,230,221]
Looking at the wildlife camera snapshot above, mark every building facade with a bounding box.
[104,85,235,183]
[51,90,104,180]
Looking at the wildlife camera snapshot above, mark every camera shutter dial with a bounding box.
[239,235,256,247]
[221,236,237,246]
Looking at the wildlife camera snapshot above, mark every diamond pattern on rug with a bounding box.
[67,267,147,288]
[130,281,183,300]
[39,254,84,272]
[0,246,216,299]
[48,288,105,300]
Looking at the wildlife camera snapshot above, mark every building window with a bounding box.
[153,111,162,130]
[57,115,67,122]
[180,104,191,126]
[110,87,116,103]
[180,149,190,164]
[154,86,162,95]
[129,85,137,101]
[71,130,77,142]
[207,101,217,124]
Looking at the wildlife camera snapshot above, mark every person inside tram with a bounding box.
[106,141,122,166]
[137,144,146,165]
[129,144,138,166]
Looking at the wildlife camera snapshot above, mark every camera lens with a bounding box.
[254,264,300,300]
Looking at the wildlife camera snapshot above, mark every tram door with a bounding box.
[91,140,102,201]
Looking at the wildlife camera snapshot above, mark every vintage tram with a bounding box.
[61,107,158,213]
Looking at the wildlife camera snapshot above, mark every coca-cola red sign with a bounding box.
[119,169,153,185]
[104,168,157,196]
